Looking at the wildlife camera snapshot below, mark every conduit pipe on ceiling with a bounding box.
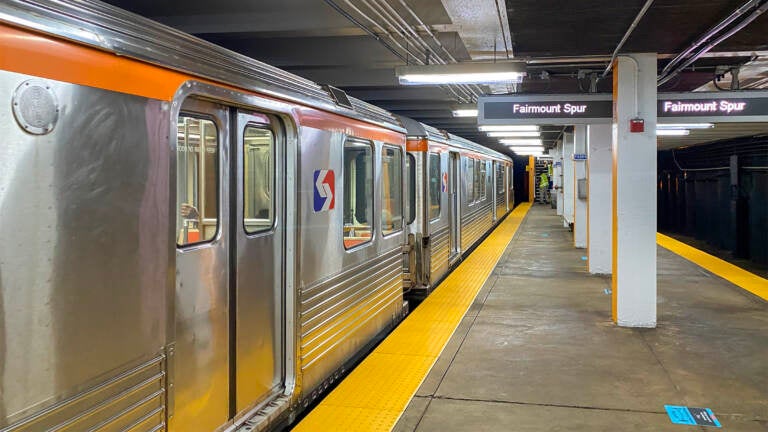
[658,0,768,86]
[357,0,480,100]
[368,0,480,98]
[397,0,485,97]
[336,0,474,101]
[601,0,655,78]
[344,0,467,100]
[323,0,408,63]
[659,0,761,79]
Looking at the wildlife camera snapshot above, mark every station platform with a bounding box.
[294,204,768,431]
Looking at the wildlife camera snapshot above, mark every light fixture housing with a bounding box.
[397,62,526,85]
[657,123,714,130]
[656,129,690,136]
[501,138,543,146]
[487,131,541,137]
[479,125,539,132]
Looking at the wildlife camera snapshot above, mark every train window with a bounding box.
[496,164,504,193]
[428,153,441,220]
[381,146,403,236]
[243,125,274,234]
[473,160,482,202]
[479,160,487,200]
[344,140,373,249]
[405,153,416,225]
[466,158,475,204]
[176,115,219,246]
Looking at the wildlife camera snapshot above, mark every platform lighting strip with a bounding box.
[452,109,479,117]
[657,123,714,129]
[487,131,541,138]
[657,129,690,136]
[397,63,526,85]
[512,148,544,153]
[479,125,540,132]
[501,138,543,146]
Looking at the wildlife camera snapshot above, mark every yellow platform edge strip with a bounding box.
[294,203,532,431]
[657,233,768,301]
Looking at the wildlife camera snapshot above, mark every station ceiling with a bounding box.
[103,0,768,155]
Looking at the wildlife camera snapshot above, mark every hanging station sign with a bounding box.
[479,94,613,125]
[478,91,768,125]
[657,91,768,122]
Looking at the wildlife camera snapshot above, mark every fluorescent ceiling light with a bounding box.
[487,131,541,137]
[397,62,526,85]
[501,138,543,146]
[657,123,714,130]
[479,125,539,132]
[452,109,478,117]
[656,129,690,136]
[509,146,544,152]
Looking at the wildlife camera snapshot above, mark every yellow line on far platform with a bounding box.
[656,233,768,301]
[293,203,532,431]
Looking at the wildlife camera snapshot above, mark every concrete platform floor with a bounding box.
[394,205,768,432]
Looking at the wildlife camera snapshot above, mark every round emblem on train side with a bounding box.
[12,79,59,135]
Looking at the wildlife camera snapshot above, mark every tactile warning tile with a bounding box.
[657,233,768,301]
[293,203,531,431]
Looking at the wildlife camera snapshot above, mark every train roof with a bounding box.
[395,115,450,144]
[447,133,512,162]
[0,0,404,133]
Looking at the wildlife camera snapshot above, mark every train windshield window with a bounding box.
[343,140,373,249]
[176,115,219,246]
[382,146,403,236]
[428,153,441,221]
[405,153,416,225]
[243,125,274,234]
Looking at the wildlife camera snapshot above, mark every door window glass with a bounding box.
[177,115,218,246]
[344,140,373,249]
[428,153,441,220]
[405,153,416,225]
[382,146,403,236]
[466,157,475,204]
[243,125,275,233]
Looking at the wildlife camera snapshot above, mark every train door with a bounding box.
[449,151,461,259]
[173,100,285,431]
[173,100,231,432]
[234,110,284,414]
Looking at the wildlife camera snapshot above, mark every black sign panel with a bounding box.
[479,91,768,125]
[658,97,768,118]
[484,100,613,121]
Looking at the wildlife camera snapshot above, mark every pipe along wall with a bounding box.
[658,136,768,267]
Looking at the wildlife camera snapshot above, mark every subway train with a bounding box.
[0,1,514,431]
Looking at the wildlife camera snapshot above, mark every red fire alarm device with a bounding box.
[629,118,645,133]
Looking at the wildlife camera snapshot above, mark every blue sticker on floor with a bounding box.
[541,233,549,237]
[603,289,611,295]
[665,405,721,427]
[581,256,588,261]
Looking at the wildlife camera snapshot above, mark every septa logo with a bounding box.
[313,169,335,212]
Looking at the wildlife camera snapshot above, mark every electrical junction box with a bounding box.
[629,118,645,132]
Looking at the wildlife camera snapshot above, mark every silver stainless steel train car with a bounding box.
[0,1,513,431]
[398,117,514,296]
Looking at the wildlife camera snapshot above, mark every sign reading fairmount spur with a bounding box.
[478,91,768,125]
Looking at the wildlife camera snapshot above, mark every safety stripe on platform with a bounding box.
[293,203,532,431]
[657,233,768,301]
